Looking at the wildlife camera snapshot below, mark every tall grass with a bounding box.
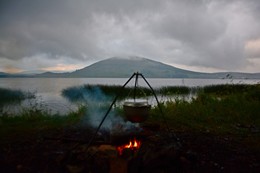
[0,88,36,116]
[0,88,35,107]
[61,83,260,135]
[150,84,260,134]
[158,86,191,95]
[62,84,192,102]
[1,84,259,136]
[62,84,153,102]
[0,87,85,134]
[0,105,87,138]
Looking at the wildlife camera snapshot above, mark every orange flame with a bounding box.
[116,138,141,155]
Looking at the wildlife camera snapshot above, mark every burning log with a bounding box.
[116,138,141,156]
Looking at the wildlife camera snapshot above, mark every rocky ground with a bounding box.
[0,126,259,173]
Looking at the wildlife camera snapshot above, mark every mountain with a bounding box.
[0,72,33,78]
[0,72,9,77]
[63,57,260,78]
[65,56,208,78]
[1,56,260,78]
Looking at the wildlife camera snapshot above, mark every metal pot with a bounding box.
[123,99,151,123]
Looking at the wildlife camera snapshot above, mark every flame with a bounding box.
[116,138,141,155]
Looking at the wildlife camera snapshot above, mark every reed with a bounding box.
[0,105,86,138]
[62,84,153,102]
[158,86,191,95]
[62,84,192,103]
[1,84,259,136]
[150,84,260,134]
[0,88,34,107]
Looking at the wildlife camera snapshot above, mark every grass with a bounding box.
[0,87,86,137]
[0,105,87,138]
[61,84,153,102]
[149,84,260,135]
[158,86,191,95]
[62,84,192,102]
[1,84,260,136]
[0,88,35,107]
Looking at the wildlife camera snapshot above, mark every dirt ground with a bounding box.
[0,126,259,173]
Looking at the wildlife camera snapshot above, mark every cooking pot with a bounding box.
[123,99,151,123]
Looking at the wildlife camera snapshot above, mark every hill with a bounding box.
[65,56,209,78]
[1,57,260,78]
[64,57,260,78]
[0,72,9,77]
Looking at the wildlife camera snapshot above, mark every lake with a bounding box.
[0,78,259,114]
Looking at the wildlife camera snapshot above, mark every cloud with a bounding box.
[0,0,260,72]
[245,38,260,59]
[145,0,260,69]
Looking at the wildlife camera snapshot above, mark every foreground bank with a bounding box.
[0,84,259,172]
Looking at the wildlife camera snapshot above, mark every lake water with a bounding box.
[0,78,259,114]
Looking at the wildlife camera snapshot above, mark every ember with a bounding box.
[116,138,141,155]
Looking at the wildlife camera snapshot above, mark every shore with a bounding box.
[0,125,259,173]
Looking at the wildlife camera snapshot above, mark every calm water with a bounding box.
[0,78,259,114]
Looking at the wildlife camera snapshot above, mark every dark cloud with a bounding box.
[0,0,260,72]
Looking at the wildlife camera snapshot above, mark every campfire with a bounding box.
[116,138,141,155]
[51,73,186,173]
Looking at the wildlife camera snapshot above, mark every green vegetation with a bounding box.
[150,84,260,135]
[62,84,191,102]
[0,105,86,138]
[0,87,35,115]
[158,86,191,95]
[0,88,85,137]
[1,84,260,137]
[62,84,153,102]
[0,88,34,107]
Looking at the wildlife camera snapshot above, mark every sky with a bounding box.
[0,0,260,73]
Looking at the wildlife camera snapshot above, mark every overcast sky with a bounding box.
[1,0,260,73]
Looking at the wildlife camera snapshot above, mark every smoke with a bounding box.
[80,86,141,133]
